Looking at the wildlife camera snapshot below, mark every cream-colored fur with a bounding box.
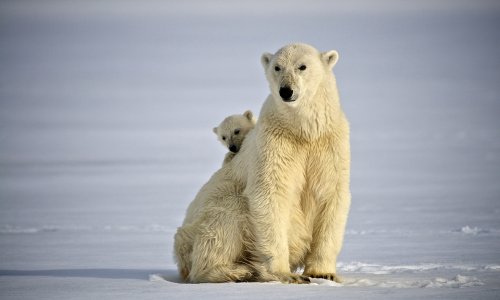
[173,165,254,283]
[174,43,350,284]
[174,112,256,283]
[229,43,351,283]
[213,110,256,165]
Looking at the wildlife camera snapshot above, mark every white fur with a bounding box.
[174,111,256,283]
[174,43,350,284]
[173,164,254,282]
[231,43,350,282]
[213,110,256,165]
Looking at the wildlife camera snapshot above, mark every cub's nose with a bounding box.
[279,86,294,101]
[229,145,238,153]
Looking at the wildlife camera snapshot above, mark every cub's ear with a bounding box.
[213,127,218,135]
[322,50,339,69]
[243,110,257,124]
[261,52,273,69]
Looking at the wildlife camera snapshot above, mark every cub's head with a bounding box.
[213,110,256,153]
[261,43,339,107]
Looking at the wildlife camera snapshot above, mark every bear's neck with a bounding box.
[266,77,342,141]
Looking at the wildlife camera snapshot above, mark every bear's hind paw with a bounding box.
[304,272,342,283]
[277,273,310,284]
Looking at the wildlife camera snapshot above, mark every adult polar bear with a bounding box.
[235,43,351,283]
[175,43,350,284]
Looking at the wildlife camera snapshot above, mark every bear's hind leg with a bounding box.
[191,263,254,283]
[174,225,196,281]
[188,217,252,283]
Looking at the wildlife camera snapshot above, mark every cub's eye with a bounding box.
[299,65,307,71]
[234,129,240,135]
[274,66,281,72]
[222,136,226,141]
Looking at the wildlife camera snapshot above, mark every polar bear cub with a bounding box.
[213,110,256,164]
[173,110,257,283]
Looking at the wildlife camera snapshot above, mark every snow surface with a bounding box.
[1,0,500,299]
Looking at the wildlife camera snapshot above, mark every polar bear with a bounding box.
[213,110,256,165]
[174,111,256,283]
[174,43,350,284]
[228,43,351,283]
[173,165,254,283]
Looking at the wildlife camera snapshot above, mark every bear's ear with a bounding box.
[213,127,218,135]
[243,110,256,124]
[322,50,339,69]
[261,52,273,69]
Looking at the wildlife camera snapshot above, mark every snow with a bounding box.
[1,0,500,299]
[455,225,491,235]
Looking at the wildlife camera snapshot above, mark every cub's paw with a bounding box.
[304,272,342,283]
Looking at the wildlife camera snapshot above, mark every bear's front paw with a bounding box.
[304,272,342,283]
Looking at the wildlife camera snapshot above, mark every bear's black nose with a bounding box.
[229,145,238,153]
[279,86,294,101]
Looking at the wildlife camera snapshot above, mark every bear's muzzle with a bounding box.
[279,86,294,102]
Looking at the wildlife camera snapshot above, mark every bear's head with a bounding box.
[213,110,256,153]
[261,43,338,107]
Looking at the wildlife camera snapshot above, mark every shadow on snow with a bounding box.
[0,268,182,283]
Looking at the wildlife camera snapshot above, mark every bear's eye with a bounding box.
[299,65,307,71]
[222,136,226,141]
[234,129,240,135]
[274,66,281,72]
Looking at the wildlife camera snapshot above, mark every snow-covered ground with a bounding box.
[1,0,500,299]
